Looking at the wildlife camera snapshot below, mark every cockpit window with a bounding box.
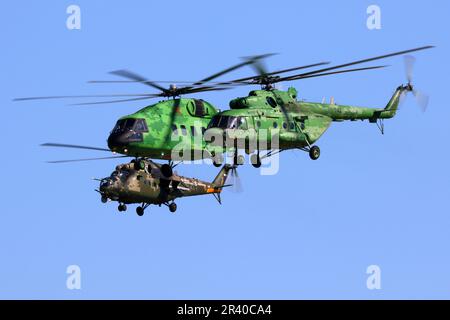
[208,116,247,129]
[134,119,148,132]
[118,170,130,179]
[208,115,221,128]
[112,118,147,134]
[112,120,125,133]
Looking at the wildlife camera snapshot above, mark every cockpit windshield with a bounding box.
[110,170,130,180]
[112,118,148,134]
[208,116,247,129]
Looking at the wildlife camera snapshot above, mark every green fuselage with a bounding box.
[205,85,403,151]
[107,85,405,159]
[107,98,220,159]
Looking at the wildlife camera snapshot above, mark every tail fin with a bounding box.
[381,84,412,118]
[212,164,233,187]
[210,164,234,205]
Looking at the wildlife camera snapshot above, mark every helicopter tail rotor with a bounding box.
[229,165,243,193]
[401,55,430,112]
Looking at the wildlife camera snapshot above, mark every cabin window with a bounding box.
[171,124,178,135]
[266,97,277,108]
[194,99,207,116]
[282,122,287,129]
[256,120,261,128]
[180,125,187,136]
[290,122,295,130]
[273,122,278,128]
[201,127,206,135]
[208,116,248,129]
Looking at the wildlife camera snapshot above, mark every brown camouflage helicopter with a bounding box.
[96,159,234,215]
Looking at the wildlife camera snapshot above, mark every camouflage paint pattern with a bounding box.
[99,159,232,205]
[206,84,407,150]
[107,84,406,158]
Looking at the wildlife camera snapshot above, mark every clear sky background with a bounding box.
[1,0,449,299]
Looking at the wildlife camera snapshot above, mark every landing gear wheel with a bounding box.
[169,203,177,213]
[136,206,144,216]
[118,204,127,212]
[250,154,261,168]
[101,196,108,203]
[309,146,320,160]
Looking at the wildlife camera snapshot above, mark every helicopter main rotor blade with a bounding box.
[47,155,129,164]
[89,62,330,87]
[228,61,331,83]
[181,86,230,94]
[14,93,160,102]
[70,95,161,106]
[109,69,168,93]
[41,143,111,152]
[281,65,389,81]
[191,53,276,86]
[277,46,434,83]
[89,80,243,85]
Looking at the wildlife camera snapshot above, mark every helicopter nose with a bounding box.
[99,178,111,193]
[107,132,129,151]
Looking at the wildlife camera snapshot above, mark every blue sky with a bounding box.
[1,0,449,299]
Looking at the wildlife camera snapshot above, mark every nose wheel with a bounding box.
[168,202,177,213]
[308,146,320,160]
[136,206,144,216]
[118,203,127,212]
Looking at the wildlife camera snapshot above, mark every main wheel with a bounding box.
[169,203,177,213]
[136,206,144,216]
[118,204,127,212]
[250,154,261,168]
[309,146,320,160]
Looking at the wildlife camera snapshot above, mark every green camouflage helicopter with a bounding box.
[16,46,433,168]
[14,54,278,165]
[97,159,233,215]
[203,46,434,167]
